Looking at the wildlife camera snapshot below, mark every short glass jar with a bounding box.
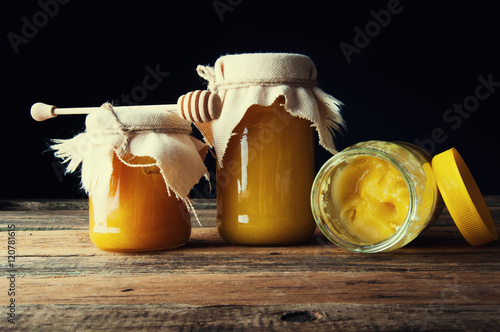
[49,103,207,252]
[311,141,444,253]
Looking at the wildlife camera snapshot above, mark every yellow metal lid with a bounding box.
[432,148,497,246]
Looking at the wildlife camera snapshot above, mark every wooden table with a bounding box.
[1,197,499,331]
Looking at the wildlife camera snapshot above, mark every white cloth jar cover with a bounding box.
[51,103,208,206]
[196,53,345,167]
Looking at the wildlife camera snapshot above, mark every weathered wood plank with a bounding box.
[5,227,499,276]
[1,206,498,230]
[0,198,216,211]
[13,196,494,212]
[5,227,500,307]
[16,270,500,306]
[8,303,500,331]
[4,196,497,211]
[1,199,498,231]
[0,199,89,211]
[0,209,217,229]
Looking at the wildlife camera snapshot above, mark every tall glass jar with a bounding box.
[311,141,444,253]
[216,99,316,245]
[89,154,191,252]
[196,53,344,246]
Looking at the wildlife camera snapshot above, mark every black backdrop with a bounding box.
[3,0,499,199]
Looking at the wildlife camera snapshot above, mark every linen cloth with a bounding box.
[196,53,344,167]
[51,103,208,205]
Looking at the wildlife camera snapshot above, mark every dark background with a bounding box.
[2,0,499,199]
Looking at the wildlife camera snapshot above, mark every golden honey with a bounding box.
[216,101,316,245]
[311,141,444,253]
[89,154,191,251]
[331,155,411,244]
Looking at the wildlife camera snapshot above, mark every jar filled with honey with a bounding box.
[311,140,497,253]
[88,154,191,251]
[196,53,344,245]
[52,103,208,251]
[216,98,316,245]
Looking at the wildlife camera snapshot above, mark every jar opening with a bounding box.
[311,147,417,253]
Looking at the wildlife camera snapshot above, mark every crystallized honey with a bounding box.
[216,102,316,245]
[312,141,444,253]
[89,154,191,251]
[330,155,410,244]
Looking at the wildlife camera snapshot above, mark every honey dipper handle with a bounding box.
[31,90,222,122]
[30,103,58,121]
[30,103,178,122]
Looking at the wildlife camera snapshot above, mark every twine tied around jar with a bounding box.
[51,103,209,219]
[195,53,345,167]
[197,65,319,92]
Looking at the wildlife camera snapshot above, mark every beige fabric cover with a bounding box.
[51,103,208,205]
[196,53,344,167]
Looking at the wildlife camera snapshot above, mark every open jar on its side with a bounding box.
[311,141,444,253]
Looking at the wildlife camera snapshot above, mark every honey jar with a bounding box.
[216,99,316,245]
[311,140,497,253]
[51,103,208,251]
[196,53,344,245]
[89,154,191,251]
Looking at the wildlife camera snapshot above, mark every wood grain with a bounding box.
[17,270,500,306]
[1,197,499,331]
[12,303,500,331]
[0,198,216,211]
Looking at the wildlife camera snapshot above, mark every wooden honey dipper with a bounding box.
[31,90,222,122]
[177,90,222,123]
